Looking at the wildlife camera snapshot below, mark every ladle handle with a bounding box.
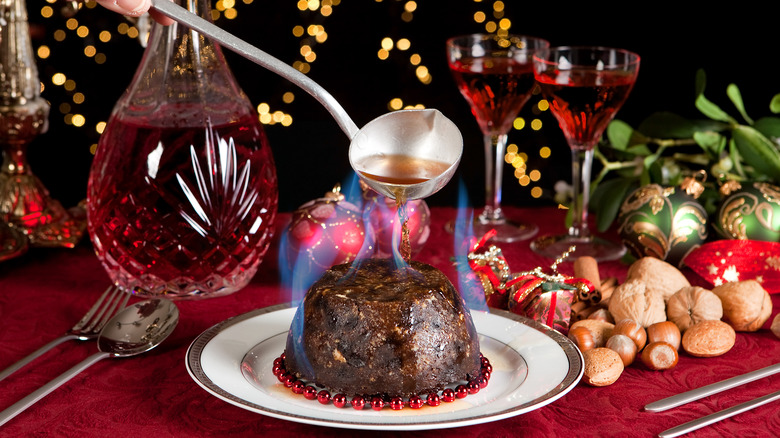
[0,352,110,426]
[150,0,360,139]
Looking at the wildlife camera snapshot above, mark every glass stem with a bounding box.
[569,147,593,239]
[481,133,508,223]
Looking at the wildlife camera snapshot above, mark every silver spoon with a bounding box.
[150,0,463,201]
[0,298,179,426]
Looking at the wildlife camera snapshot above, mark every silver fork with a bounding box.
[0,285,130,382]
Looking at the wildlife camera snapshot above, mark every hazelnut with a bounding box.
[613,318,647,352]
[646,321,681,351]
[772,314,780,339]
[570,319,614,348]
[712,280,773,332]
[606,334,637,366]
[608,278,666,328]
[626,257,690,302]
[587,308,614,324]
[666,286,723,333]
[681,320,736,357]
[641,341,679,370]
[582,348,624,386]
[568,326,595,352]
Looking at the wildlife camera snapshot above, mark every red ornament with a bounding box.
[361,183,431,258]
[390,397,404,410]
[684,240,780,294]
[285,184,368,272]
[408,396,424,409]
[370,397,385,411]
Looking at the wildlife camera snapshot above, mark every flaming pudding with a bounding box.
[283,257,481,399]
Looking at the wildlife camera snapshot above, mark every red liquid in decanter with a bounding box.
[87,103,278,298]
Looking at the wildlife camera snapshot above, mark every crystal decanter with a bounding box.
[87,0,278,299]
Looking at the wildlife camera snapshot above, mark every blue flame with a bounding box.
[453,178,488,312]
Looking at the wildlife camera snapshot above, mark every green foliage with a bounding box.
[591,69,780,232]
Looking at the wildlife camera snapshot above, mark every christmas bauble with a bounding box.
[617,179,708,268]
[362,188,431,258]
[284,185,368,272]
[715,181,780,241]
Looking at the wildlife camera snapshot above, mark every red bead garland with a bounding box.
[272,353,492,411]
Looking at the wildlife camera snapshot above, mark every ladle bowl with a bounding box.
[0,298,179,426]
[349,109,462,200]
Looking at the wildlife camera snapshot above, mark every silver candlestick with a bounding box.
[0,0,85,251]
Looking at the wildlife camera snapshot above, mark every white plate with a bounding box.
[186,304,583,431]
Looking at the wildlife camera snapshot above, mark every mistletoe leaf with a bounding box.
[732,125,780,181]
[637,111,698,138]
[694,70,736,123]
[727,83,753,124]
[592,177,636,232]
[607,119,644,151]
[753,116,780,141]
[693,131,727,158]
[770,94,780,114]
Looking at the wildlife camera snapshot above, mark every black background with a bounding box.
[24,1,779,213]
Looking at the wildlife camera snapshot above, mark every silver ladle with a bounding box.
[150,0,463,201]
[0,298,179,426]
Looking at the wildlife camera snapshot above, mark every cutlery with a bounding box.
[0,285,129,382]
[658,389,780,437]
[0,298,179,426]
[644,362,780,412]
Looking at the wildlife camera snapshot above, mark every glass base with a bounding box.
[531,234,626,262]
[445,217,538,243]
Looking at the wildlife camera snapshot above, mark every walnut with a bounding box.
[626,257,690,302]
[608,278,666,328]
[712,280,773,332]
[666,286,723,333]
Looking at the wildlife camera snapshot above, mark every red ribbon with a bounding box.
[683,240,780,294]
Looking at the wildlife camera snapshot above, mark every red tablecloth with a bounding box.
[1,207,778,437]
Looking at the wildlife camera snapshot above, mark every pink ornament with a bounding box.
[285,184,368,271]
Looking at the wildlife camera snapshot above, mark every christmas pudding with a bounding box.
[283,257,482,399]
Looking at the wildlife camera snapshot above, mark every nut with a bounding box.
[612,318,647,352]
[606,334,637,367]
[608,278,666,328]
[587,308,614,324]
[570,319,614,348]
[772,314,780,339]
[582,348,624,386]
[681,320,736,357]
[646,321,681,351]
[626,257,690,302]
[712,280,772,332]
[568,326,595,352]
[641,341,679,370]
[666,286,723,333]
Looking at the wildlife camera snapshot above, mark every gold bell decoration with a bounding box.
[0,0,86,251]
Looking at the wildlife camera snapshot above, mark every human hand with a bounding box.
[95,0,174,25]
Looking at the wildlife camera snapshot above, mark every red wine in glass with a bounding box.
[449,57,537,135]
[535,69,637,150]
[87,105,278,298]
[447,34,549,242]
[532,46,640,261]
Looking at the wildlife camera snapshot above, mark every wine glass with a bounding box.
[446,34,549,242]
[531,46,640,261]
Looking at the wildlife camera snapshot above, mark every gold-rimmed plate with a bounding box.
[186,304,583,430]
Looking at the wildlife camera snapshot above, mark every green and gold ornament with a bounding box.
[715,181,780,241]
[617,175,709,268]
